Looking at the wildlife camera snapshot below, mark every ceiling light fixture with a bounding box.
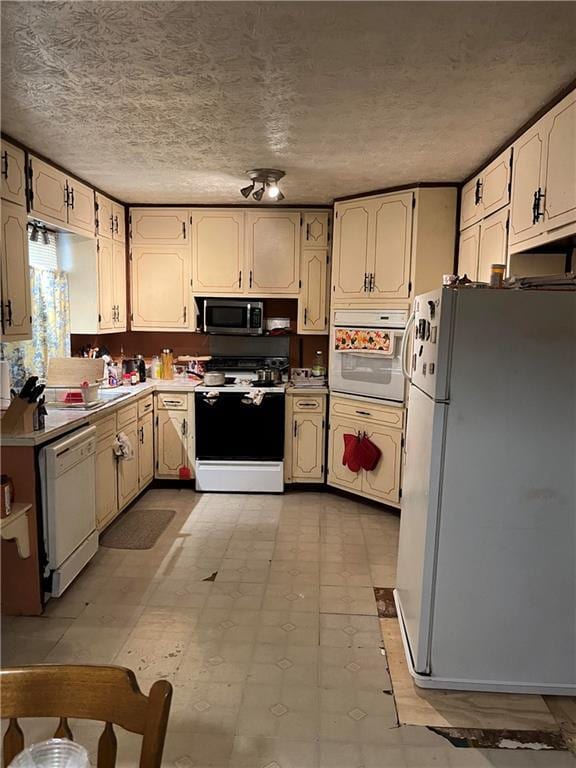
[241,169,286,203]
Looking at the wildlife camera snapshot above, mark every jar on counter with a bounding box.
[490,263,506,288]
[150,355,161,379]
[312,350,326,378]
[161,348,174,380]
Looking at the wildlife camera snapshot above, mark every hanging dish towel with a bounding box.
[113,431,134,460]
[342,433,362,472]
[357,434,382,471]
[241,390,265,406]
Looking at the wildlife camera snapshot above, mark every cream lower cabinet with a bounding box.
[130,244,191,330]
[117,410,140,510]
[1,200,32,340]
[327,396,404,507]
[284,392,326,483]
[1,140,26,207]
[138,411,154,489]
[95,415,119,531]
[155,392,195,479]
[298,248,329,333]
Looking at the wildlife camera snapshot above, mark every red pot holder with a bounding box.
[342,433,362,472]
[356,434,382,471]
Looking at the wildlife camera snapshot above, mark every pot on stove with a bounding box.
[255,368,281,385]
[203,371,226,387]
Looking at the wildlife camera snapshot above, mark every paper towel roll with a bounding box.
[0,360,11,408]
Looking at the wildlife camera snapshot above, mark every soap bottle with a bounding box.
[312,350,326,378]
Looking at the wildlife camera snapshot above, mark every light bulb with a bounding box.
[266,183,280,199]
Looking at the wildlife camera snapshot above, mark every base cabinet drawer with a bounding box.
[156,392,188,411]
[330,396,404,429]
[117,403,138,430]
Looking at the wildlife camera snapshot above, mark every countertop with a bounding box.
[1,380,331,448]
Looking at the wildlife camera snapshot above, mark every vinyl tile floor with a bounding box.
[2,489,575,767]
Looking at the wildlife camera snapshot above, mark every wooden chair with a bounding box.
[1,665,172,768]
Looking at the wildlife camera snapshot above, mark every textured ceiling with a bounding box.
[1,1,575,205]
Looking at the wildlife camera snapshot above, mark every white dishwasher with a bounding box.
[40,425,98,597]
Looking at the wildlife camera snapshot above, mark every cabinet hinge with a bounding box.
[408,281,412,294]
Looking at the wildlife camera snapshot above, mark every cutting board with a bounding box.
[46,358,106,387]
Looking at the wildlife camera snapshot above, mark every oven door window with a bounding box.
[206,304,248,330]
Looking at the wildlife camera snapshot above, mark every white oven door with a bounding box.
[329,326,405,402]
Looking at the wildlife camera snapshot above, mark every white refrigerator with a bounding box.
[395,286,576,695]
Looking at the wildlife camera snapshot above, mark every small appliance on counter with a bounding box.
[265,317,291,335]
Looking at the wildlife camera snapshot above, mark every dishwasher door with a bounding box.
[195,392,285,461]
[40,425,98,596]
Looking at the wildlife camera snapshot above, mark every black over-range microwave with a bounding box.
[203,298,264,335]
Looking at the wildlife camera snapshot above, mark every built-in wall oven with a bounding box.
[329,308,408,403]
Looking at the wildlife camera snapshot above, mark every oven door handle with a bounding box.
[400,310,416,382]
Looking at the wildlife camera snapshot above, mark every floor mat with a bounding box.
[100,508,176,550]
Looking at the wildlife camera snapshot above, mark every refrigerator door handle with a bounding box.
[400,310,416,381]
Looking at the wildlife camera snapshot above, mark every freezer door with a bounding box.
[411,287,456,401]
[395,384,447,673]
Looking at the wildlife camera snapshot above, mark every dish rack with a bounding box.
[45,383,102,409]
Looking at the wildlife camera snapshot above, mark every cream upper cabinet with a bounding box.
[96,193,114,239]
[457,223,480,280]
[245,212,300,294]
[130,244,190,330]
[112,202,125,242]
[1,140,26,207]
[460,148,511,230]
[117,420,139,509]
[192,210,244,294]
[1,201,32,341]
[371,192,413,299]
[298,248,328,334]
[477,207,508,283]
[138,411,154,489]
[332,201,371,299]
[543,90,576,232]
[29,156,68,224]
[66,177,95,236]
[130,208,189,244]
[292,412,324,481]
[509,89,576,250]
[97,238,115,331]
[112,240,127,330]
[302,211,330,248]
[360,424,402,505]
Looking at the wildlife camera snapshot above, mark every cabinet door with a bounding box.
[292,413,324,481]
[457,223,480,280]
[117,422,139,509]
[360,424,402,505]
[192,210,244,293]
[130,245,190,330]
[460,175,481,230]
[299,249,328,333]
[1,201,32,340]
[302,212,330,247]
[544,91,576,232]
[509,122,547,246]
[156,410,186,477]
[97,238,115,331]
[371,192,413,299]
[112,240,127,330]
[332,202,371,299]
[1,140,26,206]
[327,416,363,492]
[130,208,188,244]
[138,412,154,489]
[66,178,95,236]
[479,148,511,218]
[96,193,114,239]
[29,156,67,224]
[95,437,118,530]
[112,202,125,242]
[246,212,300,294]
[477,208,508,283]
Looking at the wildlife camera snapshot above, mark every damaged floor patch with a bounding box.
[429,726,567,751]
